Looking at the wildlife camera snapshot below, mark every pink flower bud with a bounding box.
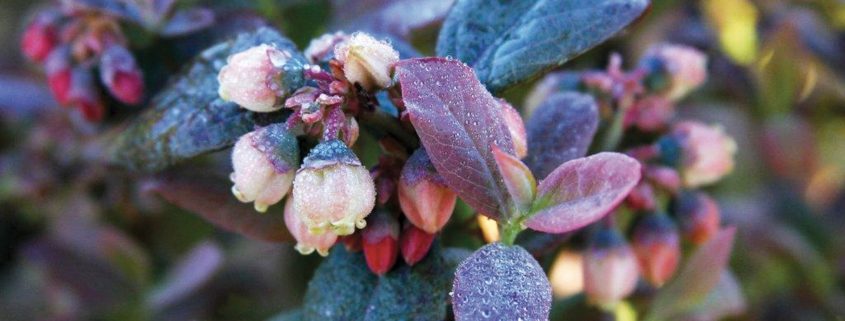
[292,139,376,235]
[631,213,680,287]
[498,99,528,159]
[625,182,656,212]
[218,44,288,112]
[284,198,337,256]
[583,227,640,308]
[645,165,682,193]
[304,31,348,63]
[21,11,60,63]
[67,67,104,122]
[363,211,399,275]
[398,149,457,234]
[672,191,721,245]
[400,223,435,266]
[334,32,399,91]
[639,43,707,100]
[623,96,673,132]
[230,124,299,212]
[45,46,72,105]
[668,121,737,187]
[99,44,144,105]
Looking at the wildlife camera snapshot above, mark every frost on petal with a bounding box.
[217,44,282,112]
[334,32,399,90]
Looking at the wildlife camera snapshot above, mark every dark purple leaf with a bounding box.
[525,91,599,179]
[396,57,515,219]
[525,152,641,233]
[331,0,454,38]
[148,241,223,311]
[144,171,293,243]
[160,8,215,37]
[452,243,552,321]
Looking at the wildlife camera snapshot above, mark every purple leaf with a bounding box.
[452,243,552,321]
[144,171,293,242]
[645,227,737,321]
[331,0,454,38]
[524,152,641,233]
[160,8,215,37]
[397,57,515,219]
[525,92,599,179]
[148,241,223,311]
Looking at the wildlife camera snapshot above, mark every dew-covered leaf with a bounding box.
[452,242,552,321]
[525,92,599,179]
[303,244,459,321]
[104,27,302,172]
[148,241,223,311]
[330,0,454,38]
[645,227,737,321]
[437,0,650,92]
[144,171,293,243]
[396,57,515,219]
[525,152,641,233]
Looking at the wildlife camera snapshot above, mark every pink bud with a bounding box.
[218,44,287,112]
[400,223,435,266]
[583,227,640,307]
[230,124,299,212]
[45,46,72,105]
[303,31,348,63]
[363,212,399,275]
[645,165,682,193]
[397,149,457,234]
[631,213,680,287]
[639,43,707,100]
[334,32,399,91]
[623,95,673,132]
[99,44,144,105]
[292,140,376,235]
[670,121,737,187]
[67,67,104,122]
[672,191,721,245]
[625,182,656,211]
[498,99,528,158]
[492,145,536,211]
[284,199,337,256]
[21,11,59,63]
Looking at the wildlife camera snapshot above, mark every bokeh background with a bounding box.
[1,0,844,320]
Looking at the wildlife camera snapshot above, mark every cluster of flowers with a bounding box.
[531,44,737,308]
[21,4,145,121]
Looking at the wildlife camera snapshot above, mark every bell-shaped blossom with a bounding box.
[284,198,337,256]
[639,43,707,100]
[666,121,737,187]
[230,124,299,212]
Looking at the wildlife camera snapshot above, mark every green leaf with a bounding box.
[437,0,649,93]
[303,244,461,321]
[104,27,304,172]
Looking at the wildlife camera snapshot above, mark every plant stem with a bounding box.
[499,218,524,246]
[599,107,626,152]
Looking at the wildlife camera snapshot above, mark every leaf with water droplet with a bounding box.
[525,152,641,233]
[103,27,305,172]
[525,91,599,179]
[452,243,552,321]
[437,0,650,93]
[396,57,516,220]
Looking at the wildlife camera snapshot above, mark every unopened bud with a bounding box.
[363,211,399,275]
[639,43,707,100]
[218,44,298,112]
[672,191,721,244]
[304,31,348,63]
[583,227,640,308]
[398,149,457,234]
[100,44,144,105]
[292,139,376,235]
[21,11,59,63]
[631,213,680,287]
[45,46,72,105]
[231,124,299,212]
[400,223,435,266]
[284,199,337,256]
[498,99,528,159]
[334,32,399,91]
[68,67,104,122]
[625,182,656,211]
[664,121,737,187]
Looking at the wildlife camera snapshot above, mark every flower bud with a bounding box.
[99,44,144,105]
[363,211,399,275]
[68,67,104,122]
[230,123,299,212]
[665,121,737,187]
[498,99,528,159]
[334,32,399,91]
[304,31,348,63]
[672,191,721,245]
[625,182,656,212]
[583,227,640,308]
[398,149,457,234]
[21,11,59,63]
[631,213,680,287]
[639,43,707,100]
[218,44,290,112]
[284,198,337,256]
[645,165,682,193]
[400,223,435,266]
[623,96,673,132]
[292,139,376,235]
[45,46,72,105]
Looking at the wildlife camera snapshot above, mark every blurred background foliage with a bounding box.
[1,0,844,320]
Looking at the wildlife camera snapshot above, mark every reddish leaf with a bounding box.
[397,58,515,219]
[524,92,599,179]
[144,171,293,243]
[525,153,641,233]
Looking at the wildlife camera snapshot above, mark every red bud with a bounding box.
[21,13,59,62]
[398,149,457,234]
[672,191,721,244]
[625,182,656,211]
[399,224,435,266]
[631,213,680,286]
[362,212,399,275]
[68,67,105,122]
[48,68,72,105]
[100,44,144,105]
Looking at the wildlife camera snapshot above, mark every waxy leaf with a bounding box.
[148,241,223,311]
[645,227,737,321]
[105,27,303,172]
[452,243,552,321]
[525,153,641,233]
[396,58,515,219]
[303,244,460,321]
[144,171,293,243]
[437,0,650,92]
[331,0,454,38]
[525,92,599,179]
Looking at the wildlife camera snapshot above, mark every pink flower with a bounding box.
[284,198,338,256]
[334,32,399,91]
[21,11,59,63]
[670,121,737,187]
[304,31,348,63]
[230,124,299,212]
[218,44,289,112]
[631,213,680,287]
